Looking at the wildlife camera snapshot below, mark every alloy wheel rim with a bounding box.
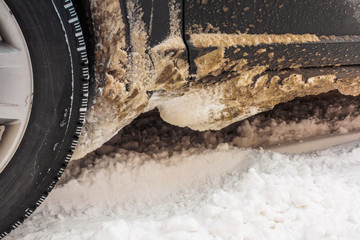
[0,0,33,173]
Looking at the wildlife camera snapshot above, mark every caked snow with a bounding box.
[8,142,360,240]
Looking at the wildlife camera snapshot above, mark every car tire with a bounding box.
[0,0,90,237]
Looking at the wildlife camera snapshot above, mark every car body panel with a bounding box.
[73,0,360,159]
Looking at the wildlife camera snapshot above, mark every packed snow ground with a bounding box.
[8,144,360,239]
[7,93,360,240]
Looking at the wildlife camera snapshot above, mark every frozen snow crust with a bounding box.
[8,92,360,239]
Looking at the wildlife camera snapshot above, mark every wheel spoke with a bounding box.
[0,125,4,140]
[0,67,32,123]
[0,41,22,69]
[0,103,25,123]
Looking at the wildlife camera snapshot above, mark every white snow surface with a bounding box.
[8,142,360,240]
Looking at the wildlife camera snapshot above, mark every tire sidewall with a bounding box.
[0,0,87,235]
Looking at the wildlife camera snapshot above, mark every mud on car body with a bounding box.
[2,0,360,237]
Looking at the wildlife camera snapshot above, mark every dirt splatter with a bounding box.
[190,33,320,48]
[74,0,360,159]
[74,0,188,159]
